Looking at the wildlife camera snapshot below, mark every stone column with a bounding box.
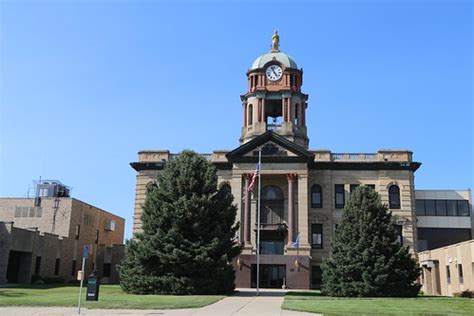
[242,102,247,127]
[261,98,266,124]
[287,98,292,122]
[282,98,287,122]
[243,175,251,244]
[257,98,262,122]
[287,173,297,244]
[297,172,310,249]
[230,174,244,240]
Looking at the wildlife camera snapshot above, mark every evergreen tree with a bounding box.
[321,185,421,297]
[119,151,241,294]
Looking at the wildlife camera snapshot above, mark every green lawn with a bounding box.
[0,284,224,309]
[283,291,474,315]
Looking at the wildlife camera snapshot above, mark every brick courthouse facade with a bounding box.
[131,33,423,289]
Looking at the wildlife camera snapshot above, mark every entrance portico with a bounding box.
[227,131,313,289]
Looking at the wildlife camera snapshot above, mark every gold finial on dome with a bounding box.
[271,30,280,52]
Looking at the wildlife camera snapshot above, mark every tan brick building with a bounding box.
[0,180,125,284]
[130,33,471,289]
[419,240,474,296]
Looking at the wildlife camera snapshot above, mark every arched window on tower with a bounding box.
[294,104,299,126]
[248,104,253,125]
[389,185,401,209]
[311,184,322,208]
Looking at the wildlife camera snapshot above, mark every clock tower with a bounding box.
[240,31,309,148]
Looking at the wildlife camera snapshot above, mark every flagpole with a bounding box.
[256,148,262,296]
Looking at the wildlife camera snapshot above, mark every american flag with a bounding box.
[247,164,260,192]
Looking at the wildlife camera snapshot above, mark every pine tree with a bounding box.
[321,185,421,297]
[119,150,241,294]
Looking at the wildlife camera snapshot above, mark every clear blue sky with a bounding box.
[1,0,472,240]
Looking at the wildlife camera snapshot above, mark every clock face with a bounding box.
[266,64,283,81]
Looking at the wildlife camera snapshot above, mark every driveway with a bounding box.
[0,288,317,316]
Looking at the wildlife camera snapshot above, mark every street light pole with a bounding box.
[256,149,262,296]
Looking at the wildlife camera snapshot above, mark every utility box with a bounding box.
[86,276,100,301]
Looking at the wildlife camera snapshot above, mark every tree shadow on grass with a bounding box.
[0,290,27,297]
[234,290,287,297]
[285,291,324,297]
[0,284,72,290]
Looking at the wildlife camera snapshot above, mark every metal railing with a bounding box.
[331,153,377,161]
[266,124,282,131]
[170,153,212,161]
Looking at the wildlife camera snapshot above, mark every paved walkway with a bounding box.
[0,289,318,316]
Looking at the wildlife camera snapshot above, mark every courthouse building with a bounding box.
[131,33,472,289]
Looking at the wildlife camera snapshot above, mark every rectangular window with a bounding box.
[102,263,112,277]
[367,184,376,191]
[95,230,100,244]
[395,225,403,245]
[458,264,464,284]
[260,241,284,254]
[335,185,345,209]
[34,256,41,275]
[311,224,323,249]
[446,265,451,284]
[424,200,436,216]
[416,200,426,216]
[311,191,322,208]
[457,200,470,216]
[14,207,21,218]
[54,258,60,276]
[447,200,457,216]
[75,225,80,240]
[35,207,42,217]
[71,260,77,276]
[436,200,447,216]
[105,219,116,231]
[29,207,36,217]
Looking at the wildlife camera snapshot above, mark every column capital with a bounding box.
[287,173,298,181]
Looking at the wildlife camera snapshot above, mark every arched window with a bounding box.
[261,185,284,224]
[219,183,232,198]
[311,184,322,208]
[389,185,401,209]
[294,104,299,126]
[248,104,253,125]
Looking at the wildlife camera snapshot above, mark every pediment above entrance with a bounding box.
[226,131,314,163]
[242,141,297,158]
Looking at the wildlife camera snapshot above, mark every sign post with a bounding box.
[78,245,89,314]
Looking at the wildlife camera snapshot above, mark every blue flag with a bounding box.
[293,233,300,248]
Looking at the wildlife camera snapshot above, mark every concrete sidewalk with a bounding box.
[0,289,318,316]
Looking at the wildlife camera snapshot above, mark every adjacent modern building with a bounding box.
[130,33,472,290]
[419,240,474,296]
[0,180,125,284]
[415,190,472,252]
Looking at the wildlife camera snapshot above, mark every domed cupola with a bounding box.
[240,31,309,148]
